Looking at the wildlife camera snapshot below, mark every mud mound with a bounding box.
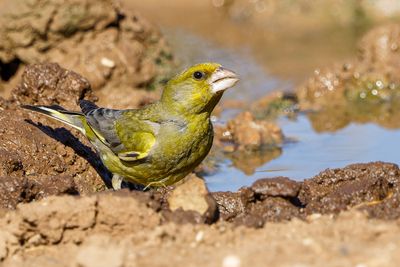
[0,0,174,97]
[11,62,96,109]
[0,62,221,218]
[297,24,400,131]
[300,162,400,218]
[3,64,400,228]
[212,111,284,175]
[0,109,107,206]
[213,162,400,227]
[0,63,106,207]
[2,193,400,266]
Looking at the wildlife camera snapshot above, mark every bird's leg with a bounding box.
[111,173,123,190]
[143,180,168,191]
[143,182,155,191]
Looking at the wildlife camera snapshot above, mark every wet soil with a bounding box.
[2,193,400,267]
[297,24,400,131]
[1,1,400,266]
[0,0,175,98]
[2,66,400,265]
[2,61,400,265]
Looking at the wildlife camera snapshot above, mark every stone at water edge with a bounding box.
[166,174,218,224]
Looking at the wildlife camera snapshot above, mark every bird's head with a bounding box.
[161,63,239,115]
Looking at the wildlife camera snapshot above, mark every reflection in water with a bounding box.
[206,115,400,192]
[307,101,400,132]
[227,147,282,175]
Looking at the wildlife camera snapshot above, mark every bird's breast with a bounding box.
[151,115,213,167]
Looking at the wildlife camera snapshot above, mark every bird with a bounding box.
[22,63,239,190]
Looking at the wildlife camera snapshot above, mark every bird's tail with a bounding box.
[21,105,86,133]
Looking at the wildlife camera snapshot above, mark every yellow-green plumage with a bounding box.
[22,63,239,189]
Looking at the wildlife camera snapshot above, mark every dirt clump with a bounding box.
[211,110,284,175]
[220,111,283,151]
[2,193,400,266]
[358,23,400,70]
[11,62,96,110]
[300,162,400,219]
[0,0,174,98]
[297,24,400,131]
[0,108,106,201]
[0,175,76,210]
[213,177,302,227]
[165,174,219,224]
[212,162,400,227]
[0,63,106,203]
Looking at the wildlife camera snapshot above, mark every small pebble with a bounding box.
[222,255,241,267]
[195,231,204,242]
[100,57,115,68]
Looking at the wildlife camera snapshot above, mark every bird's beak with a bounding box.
[209,67,239,94]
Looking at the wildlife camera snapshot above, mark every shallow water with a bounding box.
[164,27,400,192]
[207,115,400,191]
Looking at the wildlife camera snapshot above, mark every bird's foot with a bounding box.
[143,180,168,191]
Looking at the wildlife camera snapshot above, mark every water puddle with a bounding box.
[206,115,400,191]
[162,27,400,192]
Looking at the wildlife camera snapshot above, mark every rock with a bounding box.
[251,177,301,200]
[212,162,400,226]
[0,174,77,210]
[0,107,106,199]
[0,174,76,210]
[0,193,162,260]
[11,62,96,110]
[0,0,174,94]
[296,24,400,131]
[166,174,218,224]
[213,179,302,228]
[0,63,108,206]
[0,176,30,210]
[212,187,254,221]
[0,149,23,177]
[0,232,7,261]
[358,24,400,70]
[222,111,283,151]
[299,162,400,218]
[11,195,98,246]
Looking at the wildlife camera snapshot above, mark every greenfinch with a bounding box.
[22,63,239,190]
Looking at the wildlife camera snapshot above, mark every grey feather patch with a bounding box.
[84,108,124,151]
[80,100,99,115]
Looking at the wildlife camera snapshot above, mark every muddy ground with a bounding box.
[1,62,400,267]
[1,1,400,266]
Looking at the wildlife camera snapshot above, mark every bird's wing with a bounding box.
[80,100,158,161]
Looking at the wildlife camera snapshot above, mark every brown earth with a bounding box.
[5,197,400,267]
[1,4,400,266]
[297,23,400,132]
[0,0,175,98]
[1,62,400,266]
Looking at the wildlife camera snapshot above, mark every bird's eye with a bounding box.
[193,71,204,80]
